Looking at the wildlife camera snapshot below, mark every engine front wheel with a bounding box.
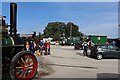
[10,51,38,80]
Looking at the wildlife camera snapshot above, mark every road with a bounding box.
[34,45,120,79]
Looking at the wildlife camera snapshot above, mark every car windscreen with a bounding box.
[108,45,119,50]
[100,45,108,49]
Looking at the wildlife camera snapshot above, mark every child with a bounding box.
[26,41,30,51]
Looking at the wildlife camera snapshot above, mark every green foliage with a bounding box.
[43,22,84,41]
[65,22,80,37]
[53,31,61,41]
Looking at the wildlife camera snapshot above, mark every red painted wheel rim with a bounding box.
[15,54,37,80]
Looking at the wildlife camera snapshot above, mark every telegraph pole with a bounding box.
[117,1,120,48]
[70,23,72,37]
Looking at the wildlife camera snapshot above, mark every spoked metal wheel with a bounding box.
[10,51,37,80]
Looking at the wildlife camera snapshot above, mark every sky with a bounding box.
[1,0,120,2]
[2,2,118,38]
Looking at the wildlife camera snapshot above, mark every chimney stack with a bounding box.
[10,3,17,36]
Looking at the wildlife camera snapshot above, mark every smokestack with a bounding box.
[10,3,17,36]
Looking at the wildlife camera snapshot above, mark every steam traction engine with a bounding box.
[2,3,38,80]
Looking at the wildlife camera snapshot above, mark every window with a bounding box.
[100,45,108,49]
[108,45,116,49]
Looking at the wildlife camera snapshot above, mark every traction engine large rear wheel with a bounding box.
[10,51,38,80]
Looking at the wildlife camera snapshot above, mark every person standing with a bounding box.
[39,40,44,55]
[29,41,35,54]
[47,41,51,55]
[26,41,30,51]
[112,41,116,46]
[87,40,91,49]
[44,40,48,55]
[91,41,95,47]
[33,41,37,50]
[82,41,88,56]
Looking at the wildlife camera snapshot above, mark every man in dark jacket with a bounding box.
[29,41,35,54]
[82,41,88,56]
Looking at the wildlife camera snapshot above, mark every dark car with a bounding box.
[74,42,83,50]
[90,44,120,60]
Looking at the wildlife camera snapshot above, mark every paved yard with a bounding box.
[34,45,120,79]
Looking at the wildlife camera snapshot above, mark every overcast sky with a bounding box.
[2,2,118,38]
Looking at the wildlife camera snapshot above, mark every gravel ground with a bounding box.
[34,55,55,79]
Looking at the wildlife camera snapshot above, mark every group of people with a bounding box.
[82,40,117,56]
[25,40,51,56]
[82,40,95,56]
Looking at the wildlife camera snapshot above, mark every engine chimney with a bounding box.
[10,3,17,36]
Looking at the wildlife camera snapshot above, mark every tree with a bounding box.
[65,22,80,37]
[53,31,61,41]
[43,22,66,41]
[43,21,85,41]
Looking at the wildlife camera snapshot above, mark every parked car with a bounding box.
[50,41,56,45]
[74,42,83,50]
[90,44,120,60]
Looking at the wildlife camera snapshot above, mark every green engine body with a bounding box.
[1,18,24,59]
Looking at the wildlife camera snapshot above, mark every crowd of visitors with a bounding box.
[81,39,117,56]
[25,39,51,56]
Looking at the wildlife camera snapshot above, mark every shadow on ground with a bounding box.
[34,56,55,79]
[97,73,120,80]
[47,63,97,69]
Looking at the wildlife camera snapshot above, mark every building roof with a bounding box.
[20,34,33,37]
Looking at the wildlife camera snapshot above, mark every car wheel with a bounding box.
[86,50,91,57]
[97,54,102,60]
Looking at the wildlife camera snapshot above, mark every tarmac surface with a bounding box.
[2,45,119,80]
[34,45,120,79]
